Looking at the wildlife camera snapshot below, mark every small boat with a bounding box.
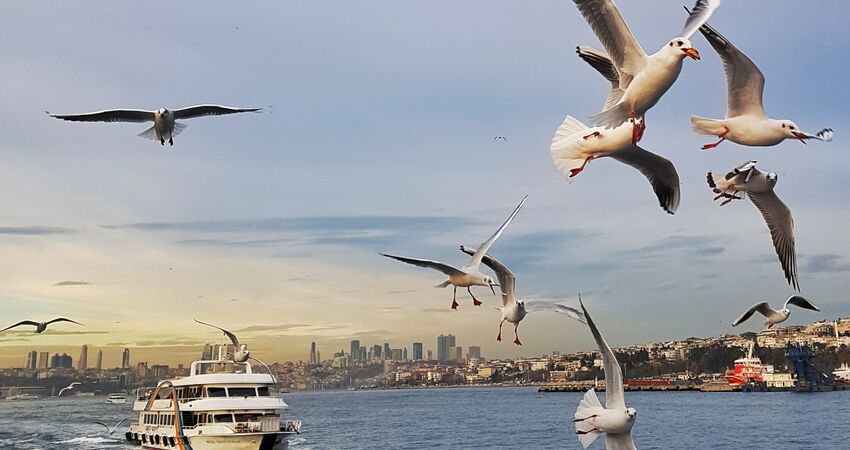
[6,393,39,401]
[833,363,850,382]
[107,393,127,404]
[725,343,766,385]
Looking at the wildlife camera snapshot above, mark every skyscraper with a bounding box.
[95,350,103,371]
[383,343,391,360]
[38,352,49,369]
[372,344,382,360]
[426,349,433,361]
[402,347,408,360]
[78,345,88,371]
[437,334,456,362]
[449,346,464,363]
[412,342,423,361]
[359,346,367,362]
[350,340,361,363]
[468,346,481,360]
[121,348,130,369]
[201,344,213,361]
[309,342,318,365]
[26,351,37,369]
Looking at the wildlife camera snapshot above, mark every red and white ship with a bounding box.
[724,343,766,385]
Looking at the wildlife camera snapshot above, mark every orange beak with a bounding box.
[682,47,700,60]
[792,131,809,144]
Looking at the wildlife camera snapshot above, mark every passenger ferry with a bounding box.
[125,354,301,450]
[107,392,127,404]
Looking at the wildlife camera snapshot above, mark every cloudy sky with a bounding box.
[0,1,847,368]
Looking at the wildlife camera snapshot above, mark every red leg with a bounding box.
[569,157,593,178]
[630,111,640,145]
[636,115,647,142]
[451,286,459,310]
[468,287,482,306]
[513,324,522,346]
[702,127,729,150]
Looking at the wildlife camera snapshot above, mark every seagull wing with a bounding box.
[576,46,624,111]
[45,318,83,326]
[172,105,263,119]
[524,301,587,324]
[194,319,240,347]
[580,297,624,410]
[680,0,721,40]
[732,302,775,327]
[380,253,465,277]
[606,432,638,450]
[785,295,820,312]
[460,245,514,307]
[0,320,40,332]
[611,145,681,214]
[464,196,527,270]
[47,109,155,123]
[748,190,798,291]
[693,16,766,118]
[94,421,111,432]
[572,0,647,86]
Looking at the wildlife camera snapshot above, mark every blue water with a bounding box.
[1,388,848,449]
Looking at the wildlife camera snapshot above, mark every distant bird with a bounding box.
[0,318,83,333]
[494,136,508,142]
[688,12,834,149]
[574,297,637,450]
[381,196,527,310]
[194,320,249,362]
[46,104,264,146]
[553,46,681,215]
[707,161,798,290]
[57,382,82,397]
[573,0,720,141]
[732,295,820,329]
[460,245,585,345]
[94,418,128,437]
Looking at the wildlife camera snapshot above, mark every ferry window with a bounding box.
[206,387,227,398]
[233,414,258,422]
[256,387,270,396]
[228,387,255,397]
[213,414,233,423]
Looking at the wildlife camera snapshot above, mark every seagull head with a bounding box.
[779,120,809,143]
[669,37,699,60]
[157,108,168,116]
[625,408,637,420]
[766,172,778,187]
[484,276,497,295]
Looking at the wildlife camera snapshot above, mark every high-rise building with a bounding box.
[390,349,403,361]
[95,350,103,371]
[350,340,361,363]
[51,353,72,369]
[136,362,148,378]
[359,346,367,362]
[468,346,481,360]
[26,351,37,369]
[309,342,318,365]
[383,343,391,360]
[437,334,456,362]
[38,352,49,369]
[426,349,433,361]
[402,348,408,360]
[78,345,88,371]
[412,342,423,361]
[121,348,130,369]
[448,346,464,363]
[201,344,213,361]
[372,344,382,360]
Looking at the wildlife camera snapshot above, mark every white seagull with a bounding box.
[194,320,250,362]
[0,318,83,333]
[707,161,798,290]
[574,297,637,450]
[459,245,585,345]
[94,418,128,437]
[573,0,720,142]
[688,14,834,149]
[381,196,527,310]
[47,104,264,146]
[732,295,820,329]
[57,382,82,397]
[550,46,681,214]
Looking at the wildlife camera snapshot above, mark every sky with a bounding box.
[0,1,848,368]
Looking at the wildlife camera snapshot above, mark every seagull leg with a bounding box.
[513,323,522,346]
[576,428,599,435]
[701,127,729,150]
[630,111,641,145]
[582,131,601,140]
[160,138,165,146]
[569,157,593,178]
[636,115,647,142]
[169,136,174,146]
[497,318,505,342]
[468,287,482,306]
[573,415,598,422]
[451,286,459,310]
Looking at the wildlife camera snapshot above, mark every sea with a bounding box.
[0,387,847,449]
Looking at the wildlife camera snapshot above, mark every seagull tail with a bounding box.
[137,125,158,141]
[574,389,603,448]
[690,115,725,136]
[588,102,630,128]
[550,116,591,182]
[434,281,451,288]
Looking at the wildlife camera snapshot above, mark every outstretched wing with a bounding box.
[784,295,820,312]
[731,301,775,327]
[580,297,624,410]
[194,319,240,347]
[572,0,646,88]
[611,146,681,214]
[47,109,154,123]
[524,301,587,324]
[680,0,721,40]
[576,46,625,110]
[464,196,527,270]
[173,105,263,119]
[380,253,465,277]
[45,318,83,326]
[0,320,40,332]
[748,190,798,291]
[460,245,514,307]
[94,421,111,433]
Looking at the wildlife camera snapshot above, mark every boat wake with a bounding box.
[57,436,123,445]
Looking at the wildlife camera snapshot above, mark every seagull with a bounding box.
[551,46,681,214]
[57,382,82,397]
[194,319,250,362]
[494,136,508,142]
[573,0,720,142]
[459,245,585,345]
[688,12,834,149]
[707,161,798,290]
[46,104,263,146]
[94,418,128,437]
[732,295,820,329]
[381,196,527,310]
[574,297,636,450]
[0,318,83,333]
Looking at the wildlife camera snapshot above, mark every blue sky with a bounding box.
[0,1,847,366]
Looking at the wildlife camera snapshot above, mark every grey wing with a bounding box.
[732,301,774,327]
[93,421,110,432]
[748,190,798,291]
[680,0,721,39]
[611,146,680,214]
[47,109,154,123]
[173,105,263,119]
[380,253,465,277]
[785,295,820,312]
[459,246,514,306]
[576,46,625,111]
[606,432,637,450]
[112,417,128,431]
[194,319,240,347]
[572,0,646,87]
[465,196,527,270]
[694,17,766,118]
[0,320,40,332]
[45,318,83,326]
[524,301,587,324]
[580,298,624,410]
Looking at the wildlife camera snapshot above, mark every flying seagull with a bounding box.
[0,318,83,333]
[707,161,798,290]
[460,245,585,345]
[94,418,128,437]
[381,196,527,310]
[46,104,263,146]
[494,136,508,142]
[57,382,82,397]
[572,0,720,142]
[688,10,833,149]
[732,295,820,329]
[194,319,250,362]
[551,46,681,214]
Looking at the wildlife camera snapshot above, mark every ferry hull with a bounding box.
[137,432,287,450]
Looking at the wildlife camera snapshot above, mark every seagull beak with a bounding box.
[682,47,700,60]
[792,131,809,143]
